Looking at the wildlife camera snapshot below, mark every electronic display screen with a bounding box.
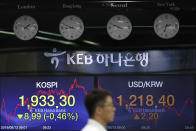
[0,76,94,130]
[98,75,195,131]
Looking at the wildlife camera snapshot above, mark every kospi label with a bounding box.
[36,82,58,89]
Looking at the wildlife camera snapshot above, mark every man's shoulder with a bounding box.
[81,124,100,131]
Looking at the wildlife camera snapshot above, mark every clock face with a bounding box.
[59,15,84,40]
[107,15,132,40]
[13,15,38,40]
[154,13,180,39]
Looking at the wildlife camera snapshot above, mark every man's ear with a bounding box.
[95,106,102,115]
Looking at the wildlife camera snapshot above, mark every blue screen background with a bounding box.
[0,76,93,130]
[98,76,194,130]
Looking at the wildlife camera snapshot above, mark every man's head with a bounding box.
[84,88,116,123]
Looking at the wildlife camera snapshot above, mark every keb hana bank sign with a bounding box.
[37,49,196,74]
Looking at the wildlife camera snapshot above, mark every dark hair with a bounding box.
[84,88,111,118]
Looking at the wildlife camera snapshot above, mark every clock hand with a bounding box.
[24,24,31,29]
[62,23,75,29]
[164,24,169,32]
[164,23,173,32]
[16,23,25,31]
[111,23,123,30]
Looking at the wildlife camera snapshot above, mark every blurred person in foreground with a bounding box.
[81,88,116,131]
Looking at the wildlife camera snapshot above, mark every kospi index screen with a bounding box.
[0,76,94,130]
[98,75,195,131]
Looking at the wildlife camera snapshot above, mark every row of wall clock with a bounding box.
[13,13,180,41]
